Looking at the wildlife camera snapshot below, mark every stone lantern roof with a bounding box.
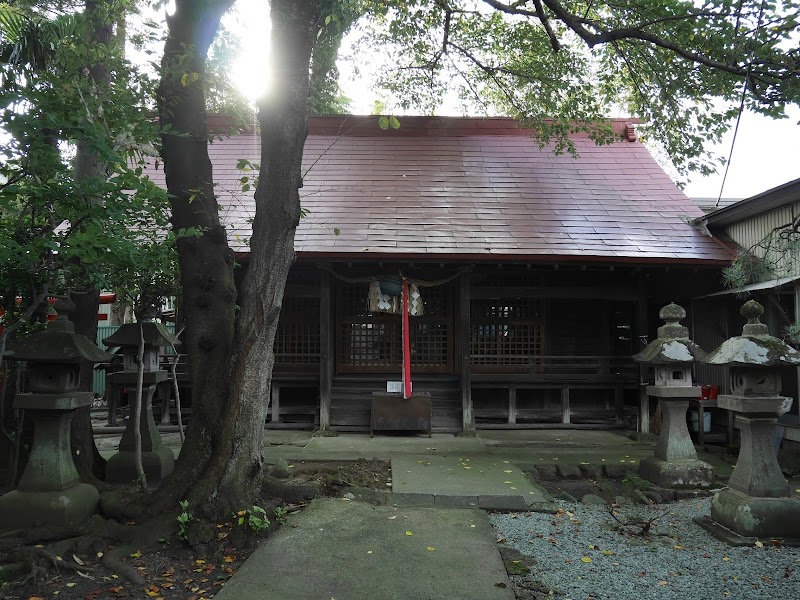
[102,321,178,349]
[4,299,113,364]
[633,302,706,365]
[703,300,800,367]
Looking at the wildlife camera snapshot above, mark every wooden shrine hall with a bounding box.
[150,115,736,433]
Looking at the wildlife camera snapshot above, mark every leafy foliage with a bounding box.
[352,0,800,175]
[0,2,188,311]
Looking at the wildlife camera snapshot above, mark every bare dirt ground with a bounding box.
[0,459,391,600]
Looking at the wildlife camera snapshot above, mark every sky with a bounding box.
[220,0,799,203]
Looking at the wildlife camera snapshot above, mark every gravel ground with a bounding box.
[490,498,800,600]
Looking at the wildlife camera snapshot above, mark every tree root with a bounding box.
[101,546,146,586]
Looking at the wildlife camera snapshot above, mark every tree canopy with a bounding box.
[352,0,799,176]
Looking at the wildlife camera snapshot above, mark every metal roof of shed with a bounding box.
[147,115,735,265]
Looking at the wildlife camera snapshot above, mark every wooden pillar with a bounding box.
[637,273,650,433]
[508,385,517,424]
[271,384,280,424]
[795,282,800,421]
[459,271,474,432]
[561,384,570,424]
[614,385,625,426]
[319,269,333,431]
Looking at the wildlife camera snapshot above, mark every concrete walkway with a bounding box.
[214,498,514,600]
[92,427,769,599]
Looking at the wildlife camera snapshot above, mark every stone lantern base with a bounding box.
[0,484,99,530]
[105,446,176,484]
[637,392,715,488]
[104,376,175,484]
[638,457,715,489]
[695,489,800,544]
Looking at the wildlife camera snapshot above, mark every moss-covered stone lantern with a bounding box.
[102,312,177,484]
[0,299,113,530]
[633,303,714,488]
[699,300,800,542]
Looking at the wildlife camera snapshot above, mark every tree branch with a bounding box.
[539,0,751,76]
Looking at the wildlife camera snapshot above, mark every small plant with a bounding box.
[177,499,192,541]
[274,505,289,525]
[235,505,271,533]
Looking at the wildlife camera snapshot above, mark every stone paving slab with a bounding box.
[214,498,514,600]
[391,454,551,507]
[302,433,487,460]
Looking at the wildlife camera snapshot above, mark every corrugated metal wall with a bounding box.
[726,201,800,279]
[92,323,176,396]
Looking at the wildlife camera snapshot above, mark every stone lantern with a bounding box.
[0,299,113,529]
[633,303,715,488]
[699,300,800,541]
[102,311,176,484]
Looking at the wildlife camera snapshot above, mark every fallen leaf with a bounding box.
[674,545,683,550]
[503,481,512,484]
[224,555,235,563]
[73,554,85,566]
[427,546,435,551]
[503,470,512,473]
[588,545,597,550]
[602,550,615,556]
[389,516,397,520]
[658,581,669,586]
[755,541,764,548]
[581,557,592,563]
[66,583,76,588]
[130,551,141,558]
[723,556,731,562]
[405,531,413,536]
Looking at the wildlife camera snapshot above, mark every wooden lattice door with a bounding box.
[336,282,452,374]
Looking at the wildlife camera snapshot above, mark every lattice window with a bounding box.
[337,283,451,373]
[274,297,320,365]
[470,298,544,369]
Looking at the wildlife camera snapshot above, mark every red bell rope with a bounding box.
[402,277,412,399]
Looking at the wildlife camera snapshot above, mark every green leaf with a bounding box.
[378,116,389,130]
[333,228,341,236]
[389,116,400,130]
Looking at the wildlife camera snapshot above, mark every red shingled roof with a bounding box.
[150,115,735,264]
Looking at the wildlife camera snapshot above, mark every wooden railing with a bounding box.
[471,355,638,378]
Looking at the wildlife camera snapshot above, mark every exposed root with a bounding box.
[101,546,147,586]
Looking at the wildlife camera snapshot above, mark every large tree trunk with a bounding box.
[149,0,320,518]
[152,0,238,515]
[212,0,321,505]
[70,0,115,484]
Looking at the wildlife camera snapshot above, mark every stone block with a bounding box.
[556,464,582,479]
[0,483,98,530]
[434,495,477,509]
[638,456,715,489]
[578,464,603,479]
[534,464,558,481]
[391,493,434,507]
[710,488,800,540]
[478,495,528,511]
[105,446,175,484]
[603,464,630,479]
